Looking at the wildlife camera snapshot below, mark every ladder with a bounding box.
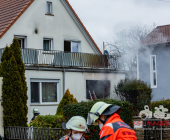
[89,90,97,100]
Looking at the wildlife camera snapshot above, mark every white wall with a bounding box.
[65,72,125,101]
[25,70,125,122]
[0,0,95,54]
[25,70,63,122]
[0,77,3,137]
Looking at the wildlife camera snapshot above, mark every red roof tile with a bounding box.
[0,0,34,39]
[141,24,170,46]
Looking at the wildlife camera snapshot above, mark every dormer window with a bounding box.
[46,1,53,15]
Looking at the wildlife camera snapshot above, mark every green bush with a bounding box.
[30,115,66,128]
[150,99,170,113]
[63,99,133,140]
[56,89,78,115]
[114,79,152,116]
[1,38,28,127]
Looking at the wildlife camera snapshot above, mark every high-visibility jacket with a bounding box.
[99,113,137,140]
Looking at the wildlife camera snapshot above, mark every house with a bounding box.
[138,24,170,101]
[0,0,125,122]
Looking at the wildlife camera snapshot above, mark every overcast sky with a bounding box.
[68,0,170,51]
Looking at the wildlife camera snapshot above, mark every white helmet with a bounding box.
[62,116,88,132]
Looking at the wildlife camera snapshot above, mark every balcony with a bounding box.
[0,48,123,70]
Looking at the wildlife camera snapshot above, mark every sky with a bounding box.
[68,0,170,52]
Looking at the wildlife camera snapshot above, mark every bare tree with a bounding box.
[106,24,156,79]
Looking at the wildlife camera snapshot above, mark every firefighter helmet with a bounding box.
[33,108,40,114]
[87,101,121,125]
[62,116,88,132]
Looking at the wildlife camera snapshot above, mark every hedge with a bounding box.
[150,99,170,113]
[30,115,66,128]
[63,99,134,140]
[114,79,152,116]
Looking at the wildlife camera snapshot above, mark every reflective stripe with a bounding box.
[88,103,105,115]
[96,103,106,113]
[105,123,113,129]
[68,124,85,130]
[100,134,112,140]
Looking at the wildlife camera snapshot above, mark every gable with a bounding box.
[0,0,101,54]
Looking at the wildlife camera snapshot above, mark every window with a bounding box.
[150,55,157,88]
[46,2,52,14]
[64,41,79,53]
[14,35,27,49]
[86,80,110,99]
[43,38,53,51]
[30,79,59,104]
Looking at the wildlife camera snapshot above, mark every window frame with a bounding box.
[64,40,81,53]
[46,1,53,15]
[43,38,53,51]
[150,55,157,88]
[30,78,60,105]
[14,35,27,49]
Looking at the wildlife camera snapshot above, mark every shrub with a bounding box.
[150,99,170,113]
[1,38,28,127]
[30,115,66,128]
[63,99,133,140]
[114,79,152,115]
[56,89,78,115]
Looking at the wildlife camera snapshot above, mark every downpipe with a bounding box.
[63,68,65,95]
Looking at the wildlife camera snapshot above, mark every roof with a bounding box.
[0,0,34,39]
[0,0,102,54]
[141,24,170,46]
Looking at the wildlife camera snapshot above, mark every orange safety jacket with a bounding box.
[99,113,137,140]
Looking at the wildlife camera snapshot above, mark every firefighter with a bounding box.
[60,116,88,140]
[30,108,40,124]
[87,101,137,140]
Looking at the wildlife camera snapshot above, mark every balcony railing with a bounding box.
[0,48,123,70]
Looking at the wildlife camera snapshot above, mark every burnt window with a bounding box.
[86,80,110,100]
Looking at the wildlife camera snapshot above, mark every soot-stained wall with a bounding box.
[86,80,110,99]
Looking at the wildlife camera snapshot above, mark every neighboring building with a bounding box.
[0,0,125,121]
[138,24,170,101]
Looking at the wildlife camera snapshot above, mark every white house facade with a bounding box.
[0,0,125,122]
